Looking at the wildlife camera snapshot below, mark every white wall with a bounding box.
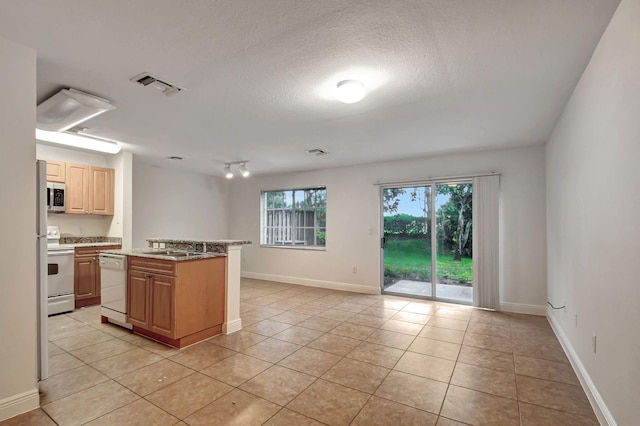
[230,145,547,312]
[0,36,39,420]
[546,1,639,424]
[107,151,133,248]
[132,160,230,248]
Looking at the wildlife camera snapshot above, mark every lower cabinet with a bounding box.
[127,256,226,347]
[127,269,175,338]
[74,245,121,308]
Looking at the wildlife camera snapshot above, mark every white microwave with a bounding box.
[47,182,66,213]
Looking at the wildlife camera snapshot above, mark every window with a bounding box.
[261,187,326,248]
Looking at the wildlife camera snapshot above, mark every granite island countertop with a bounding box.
[146,238,252,254]
[60,236,122,247]
[71,242,123,248]
[102,248,227,261]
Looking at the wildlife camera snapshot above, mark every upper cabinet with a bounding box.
[45,160,66,182]
[66,162,90,214]
[65,162,114,215]
[90,166,114,215]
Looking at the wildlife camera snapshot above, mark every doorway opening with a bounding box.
[381,182,473,303]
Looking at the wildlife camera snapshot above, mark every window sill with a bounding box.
[260,244,326,251]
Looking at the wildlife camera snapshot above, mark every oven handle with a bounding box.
[48,250,75,256]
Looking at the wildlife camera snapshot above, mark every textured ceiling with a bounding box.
[0,0,620,176]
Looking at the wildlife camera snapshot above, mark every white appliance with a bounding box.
[36,160,48,381]
[100,253,131,329]
[46,226,75,315]
[46,181,66,212]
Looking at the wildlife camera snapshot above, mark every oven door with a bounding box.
[47,249,74,297]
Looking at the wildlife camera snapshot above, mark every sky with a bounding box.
[387,187,451,217]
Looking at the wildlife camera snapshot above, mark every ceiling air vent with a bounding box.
[307,148,329,156]
[130,72,184,95]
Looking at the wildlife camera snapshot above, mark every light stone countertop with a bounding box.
[70,242,123,248]
[146,238,252,246]
[102,248,226,261]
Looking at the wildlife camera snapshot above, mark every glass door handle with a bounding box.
[380,237,385,249]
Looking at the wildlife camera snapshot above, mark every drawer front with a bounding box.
[75,245,121,257]
[128,256,176,275]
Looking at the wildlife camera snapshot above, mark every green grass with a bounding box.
[384,237,472,284]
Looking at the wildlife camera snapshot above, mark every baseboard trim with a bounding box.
[0,388,39,422]
[241,271,380,295]
[499,302,546,316]
[547,311,616,426]
[223,318,242,335]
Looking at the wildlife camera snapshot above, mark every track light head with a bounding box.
[224,164,233,179]
[239,163,250,177]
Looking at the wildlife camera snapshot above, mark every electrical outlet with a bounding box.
[368,228,374,236]
[352,266,357,273]
[79,227,85,236]
[575,314,578,328]
[592,335,597,353]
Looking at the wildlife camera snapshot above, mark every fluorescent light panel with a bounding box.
[37,88,116,132]
[35,129,121,154]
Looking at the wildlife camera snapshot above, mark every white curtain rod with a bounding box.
[374,172,500,187]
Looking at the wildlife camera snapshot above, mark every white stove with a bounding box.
[47,226,75,315]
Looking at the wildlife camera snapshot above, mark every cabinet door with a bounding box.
[74,256,97,299]
[45,160,66,183]
[128,270,150,328]
[65,163,89,214]
[90,166,114,215]
[149,274,175,337]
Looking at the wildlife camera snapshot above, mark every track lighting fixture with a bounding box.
[223,161,250,179]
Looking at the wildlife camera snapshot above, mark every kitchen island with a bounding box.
[103,239,250,348]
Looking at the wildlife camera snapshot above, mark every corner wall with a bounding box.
[132,160,230,248]
[0,36,38,421]
[229,145,547,312]
[545,1,639,424]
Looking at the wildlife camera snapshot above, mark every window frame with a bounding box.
[260,186,326,250]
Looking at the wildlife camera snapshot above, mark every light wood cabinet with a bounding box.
[127,270,151,328]
[90,166,114,215]
[127,256,226,347]
[65,163,114,215]
[45,160,66,182]
[74,245,121,308]
[66,163,90,214]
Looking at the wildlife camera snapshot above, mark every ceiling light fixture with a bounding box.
[36,88,116,131]
[336,79,366,103]
[224,164,233,179]
[224,161,250,179]
[238,163,250,177]
[35,128,121,154]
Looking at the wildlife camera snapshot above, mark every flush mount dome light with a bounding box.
[336,79,365,103]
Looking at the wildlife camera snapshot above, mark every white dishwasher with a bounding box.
[100,254,132,329]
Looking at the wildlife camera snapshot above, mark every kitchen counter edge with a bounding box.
[101,249,227,261]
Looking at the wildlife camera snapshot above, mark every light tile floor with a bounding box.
[385,280,472,303]
[2,278,598,426]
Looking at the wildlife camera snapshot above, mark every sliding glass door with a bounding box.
[382,182,473,303]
